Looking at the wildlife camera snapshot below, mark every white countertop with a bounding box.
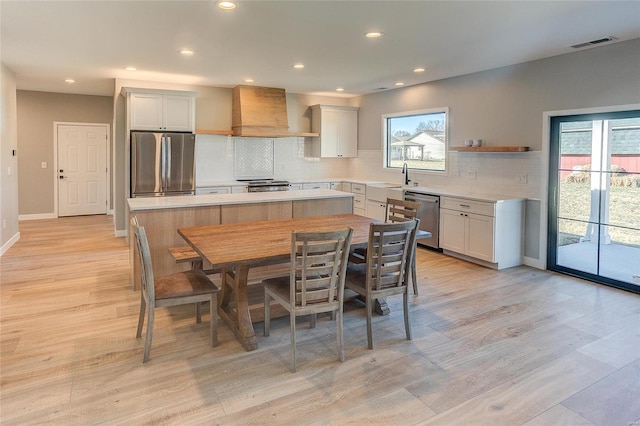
[128,189,354,211]
[404,186,525,203]
[192,178,524,203]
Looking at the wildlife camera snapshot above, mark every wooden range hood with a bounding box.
[231,85,317,138]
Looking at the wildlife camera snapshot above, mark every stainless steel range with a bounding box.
[239,179,290,192]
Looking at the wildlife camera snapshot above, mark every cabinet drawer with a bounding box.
[302,182,330,190]
[351,184,366,195]
[195,186,230,195]
[441,197,495,216]
[353,194,365,209]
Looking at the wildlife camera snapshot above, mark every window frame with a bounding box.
[382,107,449,174]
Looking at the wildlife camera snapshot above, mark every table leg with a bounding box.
[374,298,390,316]
[217,264,257,351]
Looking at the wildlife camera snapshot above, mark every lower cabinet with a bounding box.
[302,182,330,190]
[365,200,387,222]
[440,196,523,269]
[440,209,494,262]
[195,186,230,195]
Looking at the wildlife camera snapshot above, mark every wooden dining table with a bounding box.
[178,214,381,351]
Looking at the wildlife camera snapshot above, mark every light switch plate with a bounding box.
[41,162,47,169]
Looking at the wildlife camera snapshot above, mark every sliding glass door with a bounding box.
[548,110,640,293]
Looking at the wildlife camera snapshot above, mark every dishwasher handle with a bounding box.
[405,192,440,204]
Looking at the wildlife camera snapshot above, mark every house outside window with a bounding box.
[383,108,448,172]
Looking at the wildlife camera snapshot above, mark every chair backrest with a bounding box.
[386,198,423,224]
[290,228,353,308]
[365,220,418,292]
[131,216,154,304]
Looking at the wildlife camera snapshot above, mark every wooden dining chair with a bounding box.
[263,228,353,372]
[350,198,423,294]
[345,220,418,349]
[131,216,219,363]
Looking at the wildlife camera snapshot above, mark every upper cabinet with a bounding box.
[307,104,358,158]
[124,89,196,132]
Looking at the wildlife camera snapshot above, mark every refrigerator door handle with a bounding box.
[165,135,172,190]
[160,136,167,191]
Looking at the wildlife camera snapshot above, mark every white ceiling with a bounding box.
[2,1,639,97]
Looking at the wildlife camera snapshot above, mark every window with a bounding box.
[383,108,448,172]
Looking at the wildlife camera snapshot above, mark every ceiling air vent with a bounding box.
[571,36,618,49]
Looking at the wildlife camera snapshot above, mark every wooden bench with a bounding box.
[169,246,204,270]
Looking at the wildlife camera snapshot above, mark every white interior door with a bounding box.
[58,124,107,216]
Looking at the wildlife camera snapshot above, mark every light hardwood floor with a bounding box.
[1,215,639,425]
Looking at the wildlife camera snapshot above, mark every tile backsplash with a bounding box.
[195,134,352,185]
[197,134,543,200]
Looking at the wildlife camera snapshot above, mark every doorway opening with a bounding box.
[548,110,640,293]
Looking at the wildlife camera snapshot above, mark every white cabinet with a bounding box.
[129,91,195,132]
[302,182,330,190]
[439,196,523,269]
[307,105,358,158]
[289,183,303,191]
[366,200,387,222]
[195,186,230,195]
[349,182,366,216]
[231,185,248,193]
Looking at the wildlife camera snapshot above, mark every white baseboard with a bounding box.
[1,232,20,256]
[523,256,545,270]
[18,213,57,221]
[115,229,126,237]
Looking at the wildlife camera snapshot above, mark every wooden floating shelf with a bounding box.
[195,129,319,138]
[451,146,530,152]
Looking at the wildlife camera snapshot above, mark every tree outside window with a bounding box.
[383,108,448,172]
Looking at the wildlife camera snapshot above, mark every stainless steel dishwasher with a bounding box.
[404,191,441,250]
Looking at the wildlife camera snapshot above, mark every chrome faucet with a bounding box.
[402,162,410,185]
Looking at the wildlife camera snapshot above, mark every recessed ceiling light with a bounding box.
[293,64,305,69]
[336,87,345,92]
[365,32,383,38]
[217,1,236,10]
[394,82,405,86]
[125,66,137,71]
[413,67,426,73]
[244,78,254,83]
[65,78,75,83]
[180,49,194,56]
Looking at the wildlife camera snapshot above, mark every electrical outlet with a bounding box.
[7,166,11,176]
[2,219,6,229]
[41,162,47,169]
[466,170,477,179]
[516,174,528,183]
[413,182,419,187]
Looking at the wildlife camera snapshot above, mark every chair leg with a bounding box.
[210,294,218,347]
[290,312,297,373]
[411,246,418,296]
[337,309,345,362]
[404,290,412,341]
[195,302,202,323]
[263,291,271,337]
[142,305,154,363]
[136,293,146,338]
[366,297,374,350]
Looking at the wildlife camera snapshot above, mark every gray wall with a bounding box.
[351,38,640,266]
[356,38,640,152]
[1,63,19,254]
[16,91,113,215]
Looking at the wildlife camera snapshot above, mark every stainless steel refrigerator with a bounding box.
[131,132,195,197]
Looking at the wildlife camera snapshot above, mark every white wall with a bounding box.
[1,63,20,255]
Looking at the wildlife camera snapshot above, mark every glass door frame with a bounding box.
[547,109,640,294]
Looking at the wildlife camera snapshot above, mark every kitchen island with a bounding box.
[128,189,353,291]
